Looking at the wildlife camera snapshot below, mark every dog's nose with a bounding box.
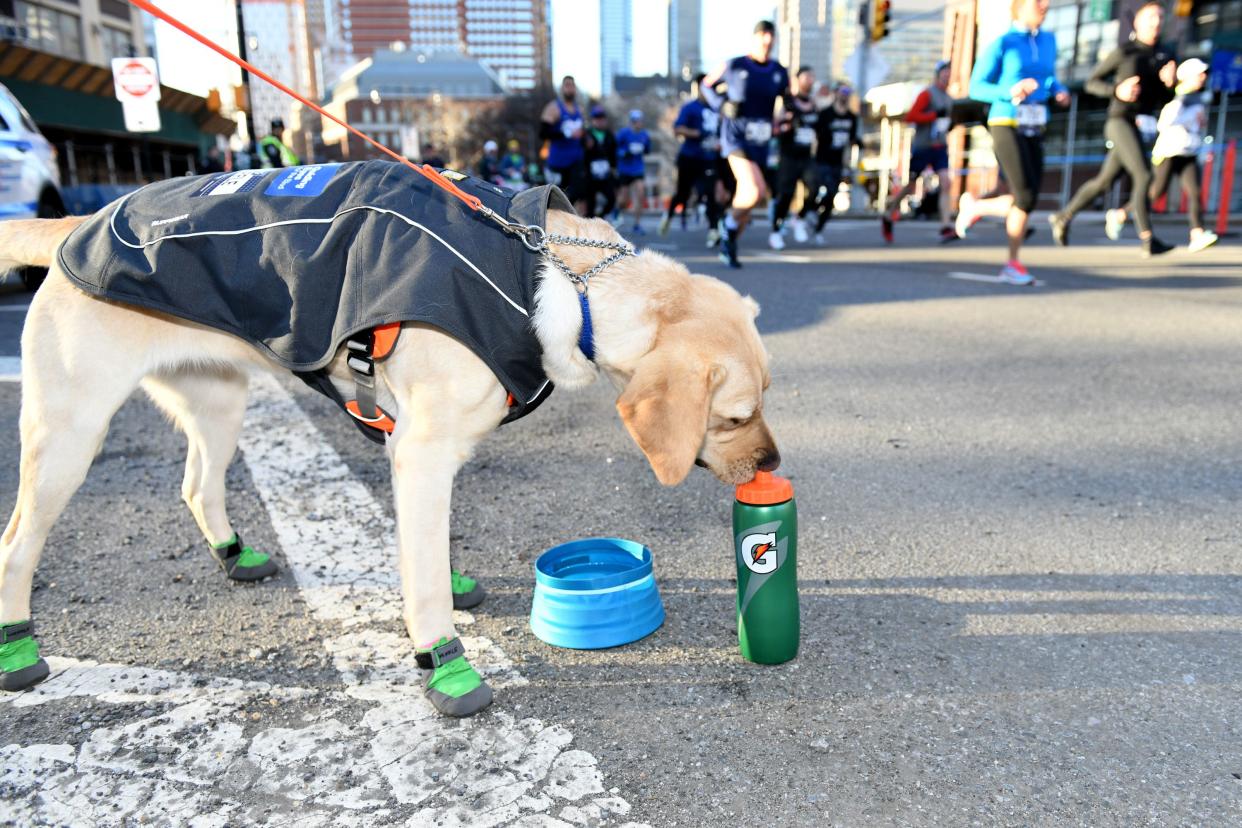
[757,449,781,472]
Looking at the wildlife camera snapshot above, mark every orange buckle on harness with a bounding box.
[345,400,396,433]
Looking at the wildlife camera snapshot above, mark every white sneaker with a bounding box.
[814,232,826,246]
[1105,209,1126,241]
[1188,231,1218,253]
[998,261,1034,286]
[791,218,809,243]
[768,231,786,250]
[658,214,671,236]
[955,192,976,238]
[706,228,720,248]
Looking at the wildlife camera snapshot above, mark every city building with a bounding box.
[0,0,234,204]
[829,0,945,88]
[600,0,632,96]
[668,0,700,82]
[241,0,315,141]
[776,0,830,77]
[305,0,550,96]
[319,47,507,162]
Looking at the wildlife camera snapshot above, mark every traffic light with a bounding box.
[871,0,892,42]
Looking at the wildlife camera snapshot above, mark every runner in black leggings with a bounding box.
[956,0,1069,285]
[1049,1,1176,257]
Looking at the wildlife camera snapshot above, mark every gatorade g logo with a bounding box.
[741,532,779,575]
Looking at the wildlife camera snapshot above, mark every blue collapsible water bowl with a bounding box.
[530,537,665,649]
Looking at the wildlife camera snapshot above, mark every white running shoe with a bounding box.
[791,217,809,243]
[1105,209,1126,241]
[706,228,720,248]
[814,232,826,246]
[955,192,976,238]
[768,231,786,250]
[1188,231,1218,253]
[658,214,671,236]
[998,261,1034,286]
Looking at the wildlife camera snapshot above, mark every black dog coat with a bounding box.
[57,161,571,438]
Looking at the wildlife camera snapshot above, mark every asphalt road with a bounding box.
[1,213,1240,827]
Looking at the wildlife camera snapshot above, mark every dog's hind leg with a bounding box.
[0,282,146,689]
[142,368,277,582]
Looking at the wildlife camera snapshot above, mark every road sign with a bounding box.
[1084,0,1112,24]
[111,57,161,133]
[1210,49,1242,94]
[112,57,161,103]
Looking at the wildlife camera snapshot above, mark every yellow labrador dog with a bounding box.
[0,203,778,716]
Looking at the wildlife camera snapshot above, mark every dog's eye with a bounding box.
[728,417,745,427]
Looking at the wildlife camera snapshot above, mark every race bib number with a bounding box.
[628,141,646,156]
[794,127,815,147]
[832,131,849,149]
[1016,104,1047,133]
[932,117,952,141]
[589,159,611,179]
[702,135,720,152]
[561,118,582,139]
[744,120,772,144]
[1135,114,1158,139]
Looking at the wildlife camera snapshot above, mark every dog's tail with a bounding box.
[0,216,89,272]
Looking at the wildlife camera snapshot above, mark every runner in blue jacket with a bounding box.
[956,0,1069,285]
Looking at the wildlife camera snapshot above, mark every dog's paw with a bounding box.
[426,676,493,718]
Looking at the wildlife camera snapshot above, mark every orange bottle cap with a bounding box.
[735,471,794,505]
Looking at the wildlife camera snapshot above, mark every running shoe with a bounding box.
[719,222,742,268]
[658,214,671,236]
[791,217,809,243]
[706,228,720,248]
[955,192,977,238]
[1141,236,1173,258]
[630,223,646,236]
[768,231,786,250]
[939,226,960,244]
[1105,208,1126,241]
[1188,231,1219,253]
[1048,213,1070,247]
[998,261,1035,286]
[881,213,894,244]
[814,232,826,246]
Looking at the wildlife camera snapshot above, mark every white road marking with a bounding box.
[0,356,20,382]
[756,252,815,263]
[1,373,647,827]
[947,271,1045,287]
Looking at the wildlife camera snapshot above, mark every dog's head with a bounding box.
[615,272,779,487]
[538,211,779,487]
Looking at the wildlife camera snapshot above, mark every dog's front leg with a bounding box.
[388,427,494,717]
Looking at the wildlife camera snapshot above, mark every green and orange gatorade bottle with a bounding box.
[733,471,799,664]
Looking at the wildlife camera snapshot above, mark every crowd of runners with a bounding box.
[472,0,1219,280]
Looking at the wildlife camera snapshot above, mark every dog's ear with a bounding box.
[616,349,718,486]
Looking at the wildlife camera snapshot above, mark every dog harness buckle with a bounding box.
[344,323,401,435]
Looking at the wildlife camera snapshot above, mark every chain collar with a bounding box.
[477,206,636,293]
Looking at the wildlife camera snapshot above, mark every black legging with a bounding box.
[812,163,845,231]
[1063,117,1154,234]
[1123,154,1203,231]
[666,155,722,226]
[772,156,819,230]
[988,125,1044,213]
[585,176,616,218]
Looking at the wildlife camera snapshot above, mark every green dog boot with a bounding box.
[415,637,493,717]
[1,620,51,692]
[451,570,486,610]
[209,535,278,582]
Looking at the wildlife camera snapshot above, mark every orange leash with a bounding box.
[128,0,483,213]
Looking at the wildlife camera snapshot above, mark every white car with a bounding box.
[0,82,64,289]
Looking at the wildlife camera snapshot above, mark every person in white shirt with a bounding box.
[1104,58,1217,252]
